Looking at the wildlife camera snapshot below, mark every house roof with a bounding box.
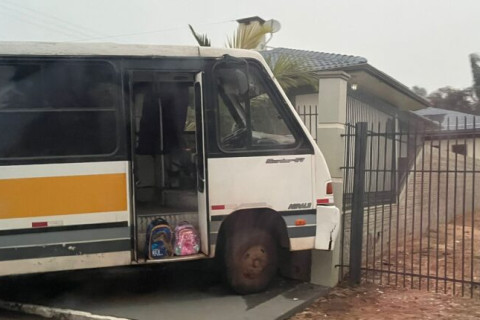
[261,47,367,71]
[413,107,480,130]
[261,47,430,111]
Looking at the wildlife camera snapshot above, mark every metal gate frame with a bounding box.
[341,120,480,298]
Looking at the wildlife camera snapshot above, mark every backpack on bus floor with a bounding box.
[145,218,173,259]
[174,221,200,256]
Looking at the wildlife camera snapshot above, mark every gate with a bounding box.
[341,121,480,298]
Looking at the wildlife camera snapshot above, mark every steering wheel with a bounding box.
[221,127,248,148]
[254,137,280,145]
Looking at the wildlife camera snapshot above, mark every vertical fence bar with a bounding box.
[395,126,403,286]
[444,118,450,294]
[310,105,314,142]
[365,123,374,281]
[411,124,418,288]
[471,118,476,298]
[349,122,368,284]
[373,122,381,282]
[340,124,352,280]
[388,121,395,285]
[427,129,433,291]
[308,105,312,140]
[419,126,426,290]
[453,118,459,295]
[380,123,389,284]
[462,117,467,297]
[403,129,410,287]
[303,105,306,128]
[436,127,441,292]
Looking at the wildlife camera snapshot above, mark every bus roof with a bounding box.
[0,41,264,60]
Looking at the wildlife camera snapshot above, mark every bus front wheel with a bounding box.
[225,229,278,294]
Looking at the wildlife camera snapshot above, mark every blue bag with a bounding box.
[145,218,173,259]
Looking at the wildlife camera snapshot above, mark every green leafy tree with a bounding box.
[471,53,480,100]
[411,85,428,98]
[427,54,480,114]
[428,86,478,114]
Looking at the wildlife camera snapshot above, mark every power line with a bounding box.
[73,19,236,42]
[3,0,102,38]
[0,3,236,45]
[0,3,83,39]
[0,1,97,39]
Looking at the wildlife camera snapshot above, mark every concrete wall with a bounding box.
[433,137,480,161]
[297,72,350,287]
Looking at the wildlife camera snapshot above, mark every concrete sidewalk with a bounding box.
[0,310,46,320]
[0,261,327,320]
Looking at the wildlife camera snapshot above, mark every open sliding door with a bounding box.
[195,72,209,254]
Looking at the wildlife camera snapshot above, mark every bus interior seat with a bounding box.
[134,81,197,209]
[134,89,161,202]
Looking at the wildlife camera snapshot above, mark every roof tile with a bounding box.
[260,47,367,71]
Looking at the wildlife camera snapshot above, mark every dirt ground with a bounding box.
[362,209,480,297]
[291,209,480,319]
[290,281,480,320]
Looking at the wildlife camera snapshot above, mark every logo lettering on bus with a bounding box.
[265,157,305,164]
[288,202,312,209]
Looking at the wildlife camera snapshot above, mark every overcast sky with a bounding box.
[0,0,478,93]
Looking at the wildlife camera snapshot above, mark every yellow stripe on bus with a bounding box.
[0,174,127,219]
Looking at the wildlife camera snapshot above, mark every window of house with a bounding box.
[0,61,119,159]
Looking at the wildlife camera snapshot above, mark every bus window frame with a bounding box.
[0,58,123,162]
[212,58,313,156]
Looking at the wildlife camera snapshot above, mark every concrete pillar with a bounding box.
[310,71,350,287]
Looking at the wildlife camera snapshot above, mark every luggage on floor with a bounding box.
[145,218,173,259]
[174,221,200,256]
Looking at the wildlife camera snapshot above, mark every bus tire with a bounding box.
[225,229,278,294]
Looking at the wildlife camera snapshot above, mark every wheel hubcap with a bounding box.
[241,245,267,279]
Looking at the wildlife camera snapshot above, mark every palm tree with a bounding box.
[188,24,317,94]
[188,25,211,47]
[264,54,318,93]
[225,22,272,50]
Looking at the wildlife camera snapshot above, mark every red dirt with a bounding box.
[290,282,480,320]
[292,210,480,319]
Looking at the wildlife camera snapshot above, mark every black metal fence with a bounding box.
[296,105,317,142]
[341,121,480,298]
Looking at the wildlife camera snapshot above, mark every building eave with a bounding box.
[329,63,431,111]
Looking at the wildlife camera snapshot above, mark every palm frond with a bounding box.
[226,23,272,49]
[188,24,211,47]
[265,54,318,92]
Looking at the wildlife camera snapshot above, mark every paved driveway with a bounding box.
[0,260,327,320]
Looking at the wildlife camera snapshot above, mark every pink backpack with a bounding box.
[174,222,200,256]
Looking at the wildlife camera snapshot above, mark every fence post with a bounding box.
[349,122,368,284]
[306,71,350,288]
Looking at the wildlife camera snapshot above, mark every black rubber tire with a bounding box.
[224,229,278,294]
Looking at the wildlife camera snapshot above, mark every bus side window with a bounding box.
[0,64,38,109]
[0,61,119,159]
